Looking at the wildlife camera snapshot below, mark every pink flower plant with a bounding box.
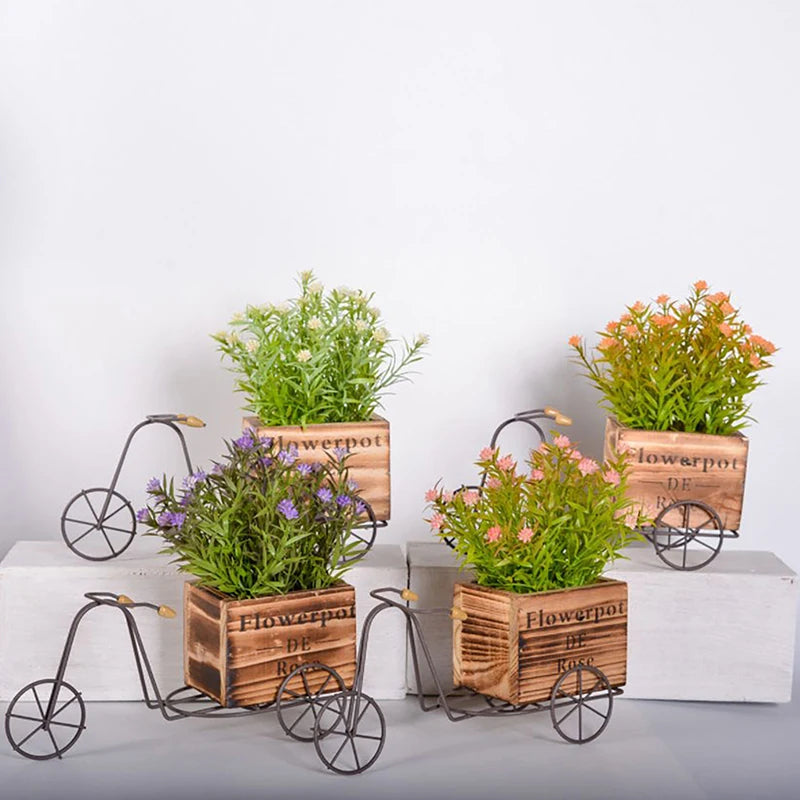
[517,527,534,543]
[423,430,646,595]
[577,458,599,476]
[485,526,502,543]
[496,455,515,471]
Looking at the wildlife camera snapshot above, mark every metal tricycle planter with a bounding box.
[4,584,622,773]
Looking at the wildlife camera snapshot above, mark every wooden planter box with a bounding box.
[243,415,391,520]
[453,579,628,705]
[604,417,749,530]
[184,582,356,707]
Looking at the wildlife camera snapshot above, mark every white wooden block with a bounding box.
[0,539,184,702]
[405,541,475,695]
[0,541,408,701]
[605,548,798,703]
[346,544,408,700]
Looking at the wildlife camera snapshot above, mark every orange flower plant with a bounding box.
[569,282,777,435]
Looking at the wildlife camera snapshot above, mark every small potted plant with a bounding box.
[138,430,366,707]
[212,271,428,521]
[569,281,777,534]
[425,436,644,705]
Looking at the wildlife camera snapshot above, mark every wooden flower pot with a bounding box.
[603,417,749,530]
[453,579,628,705]
[183,582,356,707]
[242,415,391,520]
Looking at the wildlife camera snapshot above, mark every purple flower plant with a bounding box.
[296,463,313,477]
[136,508,149,523]
[171,512,187,530]
[278,448,298,466]
[260,456,273,467]
[212,463,225,475]
[157,511,187,530]
[332,446,349,461]
[233,431,255,451]
[277,498,299,520]
[182,470,206,491]
[146,477,161,493]
[316,487,333,503]
[347,479,359,491]
[336,494,352,508]
[355,501,366,515]
[258,435,273,448]
[179,493,193,507]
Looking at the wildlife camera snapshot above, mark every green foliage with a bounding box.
[212,271,429,426]
[138,431,365,599]
[425,436,646,594]
[569,282,777,435]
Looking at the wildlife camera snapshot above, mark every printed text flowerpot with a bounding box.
[453,579,628,705]
[604,416,748,530]
[184,582,356,707]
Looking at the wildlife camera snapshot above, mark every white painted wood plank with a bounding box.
[0,541,407,701]
[343,544,407,700]
[606,547,798,702]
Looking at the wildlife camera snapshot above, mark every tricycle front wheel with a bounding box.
[550,664,613,744]
[313,690,386,775]
[5,678,86,760]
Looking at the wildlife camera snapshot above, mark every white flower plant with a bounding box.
[213,271,428,426]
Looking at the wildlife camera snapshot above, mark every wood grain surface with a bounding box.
[184,582,357,707]
[454,580,628,705]
[604,416,748,530]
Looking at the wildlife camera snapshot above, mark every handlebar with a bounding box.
[145,413,206,428]
[368,587,468,620]
[84,592,176,618]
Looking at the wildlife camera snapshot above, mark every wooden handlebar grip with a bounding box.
[158,605,177,618]
[450,607,468,621]
[555,414,572,426]
[543,407,559,418]
[178,415,206,428]
[401,588,418,602]
[117,595,133,605]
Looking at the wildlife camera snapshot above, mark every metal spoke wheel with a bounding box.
[550,665,613,744]
[649,500,724,571]
[313,690,386,775]
[61,488,136,561]
[276,664,346,742]
[5,679,86,760]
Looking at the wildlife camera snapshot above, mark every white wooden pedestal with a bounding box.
[606,548,798,703]
[0,540,406,702]
[405,542,475,695]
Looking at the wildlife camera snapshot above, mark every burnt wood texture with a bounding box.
[184,582,356,707]
[453,580,628,705]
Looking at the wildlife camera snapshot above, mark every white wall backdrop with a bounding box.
[1,1,798,570]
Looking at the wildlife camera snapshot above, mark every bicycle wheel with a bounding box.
[276,663,346,742]
[313,691,386,774]
[61,488,136,561]
[651,499,724,571]
[5,679,86,760]
[550,664,613,744]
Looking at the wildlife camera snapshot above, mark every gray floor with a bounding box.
[2,627,798,800]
